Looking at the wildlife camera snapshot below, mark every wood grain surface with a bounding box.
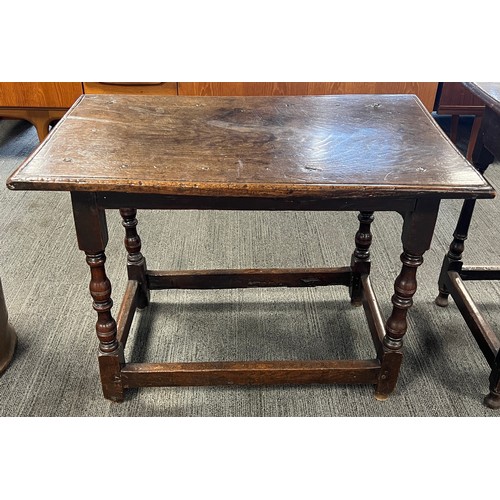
[7,94,493,200]
[0,82,83,107]
[178,82,439,111]
[84,82,177,95]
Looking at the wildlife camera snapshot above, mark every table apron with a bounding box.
[94,192,417,212]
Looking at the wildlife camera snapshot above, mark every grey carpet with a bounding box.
[0,116,499,417]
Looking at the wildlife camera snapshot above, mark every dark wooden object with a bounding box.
[436,82,500,409]
[0,278,17,374]
[7,94,494,403]
[434,82,485,160]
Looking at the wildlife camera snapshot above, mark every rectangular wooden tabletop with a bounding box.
[7,94,494,200]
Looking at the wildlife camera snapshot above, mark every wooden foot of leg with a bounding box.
[435,290,449,307]
[484,390,500,410]
[484,368,500,409]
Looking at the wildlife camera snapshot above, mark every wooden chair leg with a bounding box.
[450,114,460,143]
[466,116,482,161]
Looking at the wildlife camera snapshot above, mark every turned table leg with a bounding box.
[350,211,374,306]
[86,251,125,401]
[72,192,125,402]
[375,200,440,400]
[119,208,150,309]
[485,359,500,409]
[436,132,494,307]
[435,200,477,307]
[375,250,423,399]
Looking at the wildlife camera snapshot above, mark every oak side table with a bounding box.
[6,94,494,403]
[436,82,500,409]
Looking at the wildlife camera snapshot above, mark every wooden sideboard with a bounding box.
[178,82,439,110]
[0,83,84,140]
[1,82,439,141]
[82,82,177,96]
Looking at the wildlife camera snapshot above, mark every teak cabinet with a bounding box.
[1,82,439,141]
[177,82,439,109]
[0,82,84,140]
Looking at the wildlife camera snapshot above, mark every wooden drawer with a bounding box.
[83,82,177,95]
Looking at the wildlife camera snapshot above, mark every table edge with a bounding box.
[6,176,496,200]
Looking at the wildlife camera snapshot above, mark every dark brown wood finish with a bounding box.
[6,94,495,403]
[361,275,385,358]
[120,360,382,387]
[464,83,500,115]
[436,82,500,409]
[350,212,374,306]
[7,95,492,199]
[434,82,486,161]
[146,268,352,290]
[115,280,139,347]
[71,191,125,402]
[119,208,149,309]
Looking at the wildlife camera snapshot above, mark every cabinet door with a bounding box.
[0,82,83,107]
[178,82,438,112]
[83,82,178,95]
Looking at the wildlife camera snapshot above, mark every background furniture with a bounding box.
[177,82,439,109]
[1,82,439,142]
[0,83,84,141]
[434,82,486,160]
[0,278,16,374]
[436,82,500,409]
[82,82,177,95]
